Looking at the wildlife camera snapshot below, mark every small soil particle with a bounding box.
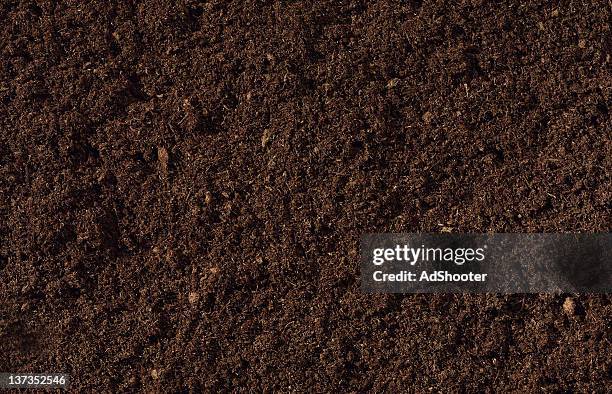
[204,191,213,205]
[261,129,273,147]
[387,78,400,88]
[158,147,169,173]
[188,292,200,304]
[563,297,576,315]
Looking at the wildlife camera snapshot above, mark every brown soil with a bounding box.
[1,0,610,391]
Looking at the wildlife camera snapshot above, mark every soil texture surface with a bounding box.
[1,0,611,391]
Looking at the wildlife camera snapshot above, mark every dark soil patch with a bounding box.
[1,0,610,391]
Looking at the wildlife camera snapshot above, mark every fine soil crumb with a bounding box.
[158,147,169,174]
[387,78,400,89]
[261,129,273,147]
[188,292,200,304]
[563,297,576,315]
[204,192,213,205]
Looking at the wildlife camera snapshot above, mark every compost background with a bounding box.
[1,0,610,391]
